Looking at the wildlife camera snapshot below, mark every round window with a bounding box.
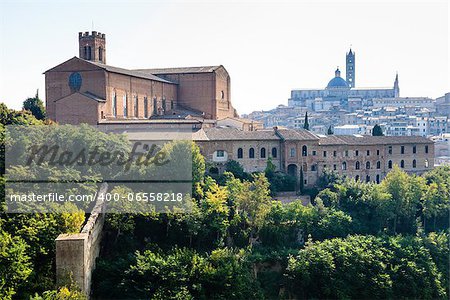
[68,72,82,92]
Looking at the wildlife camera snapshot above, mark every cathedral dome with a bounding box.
[327,68,349,89]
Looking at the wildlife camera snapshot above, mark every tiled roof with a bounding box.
[275,128,320,141]
[319,135,433,146]
[197,128,280,141]
[135,66,221,75]
[86,60,176,84]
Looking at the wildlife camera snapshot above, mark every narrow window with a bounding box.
[87,46,92,60]
[425,159,429,168]
[425,145,429,154]
[333,151,337,157]
[290,148,296,158]
[271,147,277,158]
[401,146,405,154]
[311,164,317,171]
[111,91,117,117]
[355,150,359,156]
[413,159,417,168]
[99,47,103,61]
[249,148,255,159]
[376,174,380,184]
[260,147,266,158]
[342,161,347,170]
[323,151,327,157]
[413,146,416,154]
[134,95,138,117]
[377,149,380,156]
[312,150,317,156]
[333,164,337,170]
[237,148,243,159]
[355,175,360,181]
[302,145,307,156]
[388,160,393,169]
[355,161,360,170]
[123,94,127,117]
[144,97,148,118]
[153,97,158,115]
[366,161,370,169]
[376,161,381,169]
[366,150,370,156]
[388,146,392,154]
[366,175,370,182]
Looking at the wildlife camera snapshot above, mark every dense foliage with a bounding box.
[1,103,449,299]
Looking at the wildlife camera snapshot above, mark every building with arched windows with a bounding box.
[193,127,434,188]
[45,31,237,125]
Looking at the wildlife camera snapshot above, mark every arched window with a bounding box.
[376,161,381,169]
[99,47,103,61]
[302,145,308,156]
[400,160,405,168]
[413,159,417,168]
[425,159,429,168]
[366,161,370,169]
[134,95,138,117]
[311,164,317,171]
[355,161,360,170]
[366,175,370,182]
[123,94,127,117]
[111,91,117,117]
[237,148,243,159]
[376,174,380,184]
[388,160,393,169]
[144,97,148,118]
[342,161,347,170]
[153,97,158,115]
[87,46,92,60]
[271,147,277,158]
[249,148,255,159]
[84,46,88,59]
[260,147,266,158]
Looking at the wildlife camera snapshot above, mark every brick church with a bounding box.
[45,31,238,125]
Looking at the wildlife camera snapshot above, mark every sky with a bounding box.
[0,0,448,114]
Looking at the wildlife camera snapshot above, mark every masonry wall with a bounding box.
[105,73,177,119]
[55,183,108,296]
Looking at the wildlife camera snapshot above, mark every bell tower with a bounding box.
[346,48,355,88]
[78,31,106,64]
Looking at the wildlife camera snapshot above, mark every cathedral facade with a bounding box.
[45,31,237,125]
[288,49,400,110]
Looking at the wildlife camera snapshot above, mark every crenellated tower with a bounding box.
[78,31,106,64]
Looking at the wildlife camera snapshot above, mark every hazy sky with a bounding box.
[0,0,448,114]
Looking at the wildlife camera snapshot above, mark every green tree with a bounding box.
[0,224,32,300]
[303,111,310,130]
[372,124,384,136]
[23,90,46,120]
[327,125,333,135]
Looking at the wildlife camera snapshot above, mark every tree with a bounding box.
[0,225,32,300]
[299,166,304,193]
[372,124,384,136]
[327,125,333,135]
[23,90,46,120]
[303,111,310,130]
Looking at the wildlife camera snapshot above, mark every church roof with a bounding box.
[135,66,222,75]
[327,76,349,88]
[86,60,176,84]
[44,57,177,84]
[326,68,349,89]
[318,135,432,146]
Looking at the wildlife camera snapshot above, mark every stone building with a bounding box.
[194,127,434,188]
[45,31,237,125]
[288,49,400,109]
